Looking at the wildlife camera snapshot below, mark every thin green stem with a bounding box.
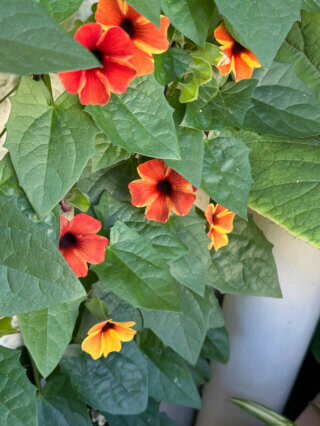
[0,127,6,139]
[0,83,19,104]
[29,353,42,392]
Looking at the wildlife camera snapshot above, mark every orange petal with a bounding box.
[166,169,192,191]
[82,330,103,360]
[133,15,170,54]
[75,23,102,50]
[217,62,232,76]
[95,0,124,27]
[79,70,110,105]
[129,179,157,207]
[214,22,235,45]
[102,59,136,93]
[145,194,171,223]
[205,203,215,226]
[233,53,254,82]
[241,49,261,68]
[102,329,122,357]
[87,320,109,335]
[113,324,137,342]
[60,216,69,237]
[69,213,102,235]
[208,227,229,251]
[58,70,84,94]
[137,159,167,181]
[215,211,236,233]
[98,26,134,58]
[76,234,109,264]
[129,45,154,76]
[170,190,196,216]
[61,248,88,277]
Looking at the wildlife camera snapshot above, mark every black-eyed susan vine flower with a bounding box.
[205,203,236,251]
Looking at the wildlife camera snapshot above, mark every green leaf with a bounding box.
[0,317,16,337]
[302,0,320,12]
[165,127,204,187]
[0,346,37,425]
[93,220,180,311]
[0,196,85,316]
[35,0,84,23]
[126,0,160,26]
[244,62,320,138]
[86,75,180,160]
[85,294,108,321]
[207,215,282,298]
[183,79,256,131]
[105,399,162,426]
[179,82,199,103]
[18,299,82,378]
[243,131,320,249]
[214,0,301,68]
[191,43,224,66]
[60,342,148,415]
[154,48,192,86]
[201,129,253,219]
[189,356,212,386]
[139,330,201,408]
[65,188,90,212]
[91,133,129,173]
[276,11,320,99]
[201,326,230,363]
[141,285,220,365]
[37,375,91,426]
[229,398,296,425]
[6,78,97,217]
[0,0,99,75]
[168,210,210,295]
[161,0,214,46]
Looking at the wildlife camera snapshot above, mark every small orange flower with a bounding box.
[95,0,170,76]
[205,203,235,251]
[214,22,261,82]
[128,159,196,223]
[59,213,109,277]
[81,319,136,360]
[58,23,136,105]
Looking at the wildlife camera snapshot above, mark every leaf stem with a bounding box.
[29,352,42,392]
[0,83,19,104]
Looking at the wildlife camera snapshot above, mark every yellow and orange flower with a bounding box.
[214,22,261,82]
[81,319,136,360]
[128,159,196,223]
[205,203,235,251]
[95,0,170,76]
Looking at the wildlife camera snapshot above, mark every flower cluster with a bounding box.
[58,0,170,105]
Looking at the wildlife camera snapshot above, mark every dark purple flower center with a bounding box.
[121,18,135,38]
[91,48,104,65]
[102,322,115,332]
[59,232,77,250]
[233,41,245,55]
[157,179,172,195]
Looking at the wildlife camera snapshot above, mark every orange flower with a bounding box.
[81,319,136,360]
[128,159,196,223]
[205,203,235,251]
[58,23,136,105]
[59,214,109,277]
[95,0,170,76]
[214,22,261,82]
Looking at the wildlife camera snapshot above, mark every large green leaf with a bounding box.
[165,127,204,188]
[168,210,210,295]
[18,299,82,378]
[154,48,192,86]
[93,220,180,311]
[139,330,201,408]
[105,399,166,426]
[302,0,320,12]
[207,215,281,297]
[244,62,320,138]
[189,357,212,386]
[0,196,85,316]
[201,326,230,363]
[0,0,99,75]
[6,77,97,217]
[86,75,180,160]
[91,133,129,173]
[35,0,84,23]
[201,130,253,219]
[183,79,256,131]
[60,343,148,415]
[243,130,320,249]
[214,0,301,68]
[37,375,91,426]
[0,346,37,425]
[141,285,222,365]
[277,11,320,99]
[161,0,214,46]
[126,0,160,26]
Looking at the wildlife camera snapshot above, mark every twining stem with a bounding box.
[0,83,19,104]
[29,353,42,392]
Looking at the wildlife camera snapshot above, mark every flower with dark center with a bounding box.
[205,203,236,251]
[128,159,196,223]
[214,22,261,82]
[82,319,136,360]
[96,0,170,76]
[58,23,136,105]
[59,213,109,277]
